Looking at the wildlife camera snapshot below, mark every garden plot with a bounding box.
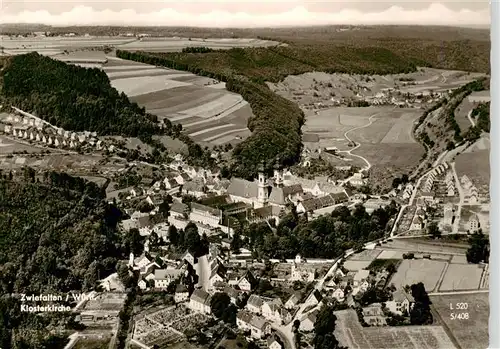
[334,309,457,349]
[439,264,484,291]
[431,293,489,349]
[111,76,192,97]
[389,259,447,292]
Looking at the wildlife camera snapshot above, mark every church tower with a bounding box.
[257,161,268,207]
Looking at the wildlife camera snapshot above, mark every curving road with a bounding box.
[337,110,390,186]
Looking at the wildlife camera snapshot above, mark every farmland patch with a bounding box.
[111,76,192,96]
[348,249,382,261]
[390,259,447,292]
[343,260,372,271]
[439,264,484,291]
[430,292,489,349]
[334,309,457,349]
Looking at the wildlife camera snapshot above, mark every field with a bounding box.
[100,57,253,147]
[301,106,424,175]
[389,259,447,292]
[430,292,489,349]
[334,309,457,349]
[455,135,490,196]
[73,337,111,349]
[439,264,484,292]
[1,36,279,56]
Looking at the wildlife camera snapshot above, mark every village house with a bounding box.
[236,311,272,339]
[209,260,227,290]
[332,288,345,302]
[237,271,257,292]
[285,292,301,309]
[310,182,345,197]
[349,173,366,187]
[469,214,480,232]
[410,216,424,230]
[183,180,206,198]
[290,260,316,282]
[223,286,241,304]
[386,289,415,315]
[247,295,264,314]
[189,289,212,314]
[267,335,284,349]
[174,284,190,303]
[154,269,183,289]
[304,290,323,308]
[181,250,196,266]
[175,172,191,186]
[353,269,370,287]
[299,309,319,332]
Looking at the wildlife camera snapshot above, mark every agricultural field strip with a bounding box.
[134,88,224,112]
[103,65,158,71]
[111,76,192,96]
[439,264,484,292]
[182,100,249,127]
[380,114,419,144]
[106,69,192,79]
[188,123,237,137]
[202,128,249,142]
[211,134,248,145]
[170,94,243,121]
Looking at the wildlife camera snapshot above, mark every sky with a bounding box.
[0,1,491,28]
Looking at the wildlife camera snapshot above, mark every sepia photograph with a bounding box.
[0,1,493,349]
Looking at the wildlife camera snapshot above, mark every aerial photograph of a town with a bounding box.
[0,1,493,349]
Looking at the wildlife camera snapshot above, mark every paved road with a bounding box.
[272,324,296,349]
[467,109,476,127]
[337,110,392,186]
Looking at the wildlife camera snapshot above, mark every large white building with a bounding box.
[189,202,222,228]
[226,162,303,209]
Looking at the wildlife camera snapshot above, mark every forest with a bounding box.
[234,202,398,259]
[0,169,133,348]
[0,53,161,140]
[0,169,127,294]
